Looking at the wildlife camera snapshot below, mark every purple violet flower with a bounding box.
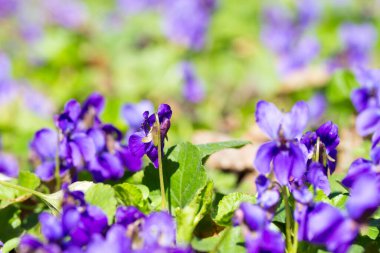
[129,104,172,168]
[254,100,309,185]
[122,100,154,138]
[0,152,19,178]
[181,61,205,104]
[162,0,216,50]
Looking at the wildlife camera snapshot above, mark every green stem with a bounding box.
[282,187,293,253]
[55,129,61,191]
[0,180,45,199]
[155,114,166,211]
[293,218,299,253]
[210,226,232,253]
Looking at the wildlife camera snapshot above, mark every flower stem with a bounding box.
[282,186,293,253]
[0,180,45,199]
[55,129,61,191]
[293,218,299,253]
[155,114,167,211]
[210,226,232,253]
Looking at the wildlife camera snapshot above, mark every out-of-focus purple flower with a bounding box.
[0,152,19,177]
[39,212,64,242]
[301,121,339,175]
[21,84,55,118]
[129,104,172,168]
[181,61,205,104]
[140,211,176,247]
[244,228,285,253]
[328,23,377,71]
[0,0,18,18]
[306,162,330,195]
[118,0,160,14]
[346,174,380,223]
[162,0,216,50]
[122,100,154,135]
[29,128,60,181]
[307,93,327,126]
[115,206,145,227]
[86,225,131,253]
[261,1,320,74]
[350,67,380,136]
[43,0,87,29]
[255,175,280,212]
[0,53,18,106]
[254,100,309,185]
[301,202,358,252]
[234,202,285,253]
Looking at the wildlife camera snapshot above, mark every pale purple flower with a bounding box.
[182,61,205,103]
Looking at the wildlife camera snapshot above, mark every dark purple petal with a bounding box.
[254,141,278,174]
[346,174,380,223]
[128,131,148,158]
[273,143,306,185]
[97,153,125,180]
[245,228,285,253]
[255,100,282,139]
[19,235,43,252]
[316,121,340,151]
[300,131,317,152]
[370,146,380,165]
[342,158,373,188]
[102,124,123,142]
[118,146,143,172]
[71,134,96,163]
[64,99,81,122]
[282,101,309,139]
[255,174,270,195]
[307,162,331,195]
[86,225,131,253]
[141,212,176,247]
[62,207,80,234]
[39,212,63,242]
[35,161,56,181]
[80,93,105,117]
[356,107,380,136]
[145,143,159,168]
[88,128,106,153]
[115,206,145,226]
[306,203,345,244]
[292,187,313,204]
[239,203,267,231]
[351,87,371,113]
[258,190,280,209]
[325,219,358,253]
[30,129,58,159]
[82,205,108,233]
[0,152,19,177]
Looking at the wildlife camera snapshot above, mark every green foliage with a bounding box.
[114,183,150,213]
[196,140,251,161]
[191,227,245,253]
[85,183,117,224]
[168,142,208,209]
[213,192,256,226]
[326,70,359,103]
[175,181,214,244]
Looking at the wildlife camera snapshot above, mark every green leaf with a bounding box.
[85,183,117,224]
[213,192,255,226]
[196,140,250,161]
[191,227,245,253]
[169,142,208,209]
[0,171,40,209]
[326,70,359,103]
[114,183,150,213]
[176,181,214,244]
[18,171,40,190]
[360,219,380,240]
[2,237,19,253]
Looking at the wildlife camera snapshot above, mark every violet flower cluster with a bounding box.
[261,0,320,75]
[351,67,380,136]
[240,99,380,252]
[19,185,189,253]
[328,23,377,71]
[29,93,172,182]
